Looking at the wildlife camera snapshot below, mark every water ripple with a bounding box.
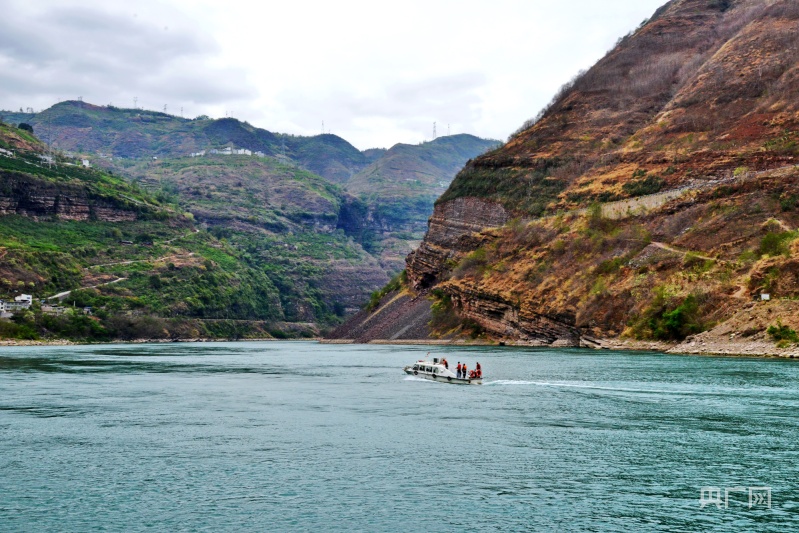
[0,342,796,532]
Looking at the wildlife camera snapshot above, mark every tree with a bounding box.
[18,123,33,133]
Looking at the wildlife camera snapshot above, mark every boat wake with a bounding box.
[485,380,541,386]
[484,380,738,396]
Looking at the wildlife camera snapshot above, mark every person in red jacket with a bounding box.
[462,364,467,379]
[456,362,462,378]
[476,362,482,378]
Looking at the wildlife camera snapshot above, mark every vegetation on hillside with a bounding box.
[113,154,389,322]
[1,101,369,184]
[0,124,318,341]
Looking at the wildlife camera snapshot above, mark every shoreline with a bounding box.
[0,337,318,347]
[326,336,799,359]
[2,336,798,359]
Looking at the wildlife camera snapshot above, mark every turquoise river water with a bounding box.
[1,342,798,532]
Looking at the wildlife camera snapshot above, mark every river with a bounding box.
[1,342,797,531]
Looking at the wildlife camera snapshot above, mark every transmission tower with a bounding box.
[164,104,168,113]
[134,96,138,109]
[433,122,437,139]
[46,110,53,169]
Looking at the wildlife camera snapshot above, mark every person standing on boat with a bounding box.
[456,362,462,378]
[442,358,448,370]
[462,363,467,379]
[476,362,482,378]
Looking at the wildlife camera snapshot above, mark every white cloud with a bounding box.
[0,0,667,148]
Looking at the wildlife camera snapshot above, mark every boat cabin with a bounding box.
[412,363,443,374]
[404,357,482,384]
[410,359,456,378]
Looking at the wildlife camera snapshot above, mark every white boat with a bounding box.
[403,357,482,385]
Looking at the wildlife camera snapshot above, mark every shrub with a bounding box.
[710,0,732,12]
[596,256,627,275]
[462,318,485,339]
[780,194,798,212]
[767,320,799,346]
[429,290,461,332]
[365,270,406,311]
[622,174,665,197]
[452,248,489,279]
[17,123,33,133]
[632,291,705,340]
[759,231,797,257]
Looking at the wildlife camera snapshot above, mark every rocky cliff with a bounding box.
[0,171,138,221]
[406,197,509,289]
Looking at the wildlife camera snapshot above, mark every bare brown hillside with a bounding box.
[337,0,799,356]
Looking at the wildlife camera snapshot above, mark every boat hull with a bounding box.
[404,367,482,385]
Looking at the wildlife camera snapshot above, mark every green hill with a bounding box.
[1,101,368,183]
[117,154,389,321]
[0,121,317,341]
[281,133,371,184]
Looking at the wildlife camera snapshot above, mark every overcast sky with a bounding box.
[0,0,667,149]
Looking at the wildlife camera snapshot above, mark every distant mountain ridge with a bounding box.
[2,100,498,273]
[344,134,499,271]
[0,100,498,339]
[2,101,496,188]
[2,101,371,183]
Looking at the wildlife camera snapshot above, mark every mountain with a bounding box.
[2,101,497,274]
[346,135,499,225]
[118,155,389,320]
[0,121,312,341]
[0,101,499,336]
[0,101,369,183]
[282,133,371,184]
[331,0,799,355]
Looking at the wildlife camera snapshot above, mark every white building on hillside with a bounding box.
[14,294,32,305]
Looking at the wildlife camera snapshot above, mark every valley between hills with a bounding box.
[0,103,496,342]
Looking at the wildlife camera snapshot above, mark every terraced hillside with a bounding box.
[0,121,319,341]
